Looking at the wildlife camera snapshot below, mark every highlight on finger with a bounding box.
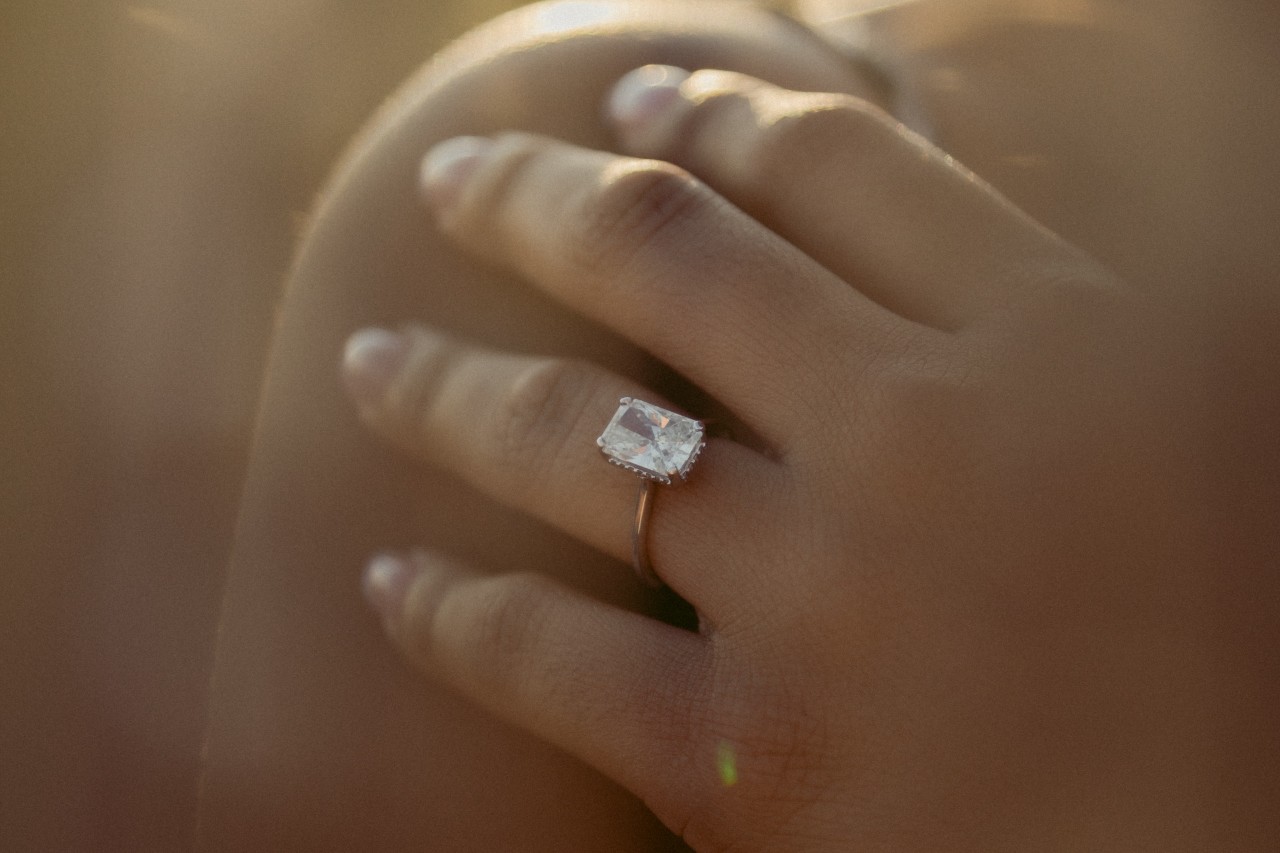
[409,126,910,438]
[601,65,1097,331]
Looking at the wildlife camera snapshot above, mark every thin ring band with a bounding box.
[632,480,661,587]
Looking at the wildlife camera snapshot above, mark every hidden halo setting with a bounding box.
[597,397,705,485]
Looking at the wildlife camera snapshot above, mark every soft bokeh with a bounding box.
[0,2,522,849]
[4,0,1278,849]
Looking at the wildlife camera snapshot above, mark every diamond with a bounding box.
[597,397,705,485]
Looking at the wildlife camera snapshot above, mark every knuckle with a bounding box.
[495,358,594,492]
[679,69,758,141]
[855,344,983,488]
[815,322,943,434]
[888,353,980,435]
[567,160,707,283]
[384,329,461,447]
[747,96,887,201]
[466,573,554,693]
[450,130,544,225]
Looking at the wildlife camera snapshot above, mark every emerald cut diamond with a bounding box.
[597,397,705,485]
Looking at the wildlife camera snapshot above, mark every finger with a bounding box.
[343,324,785,608]
[362,551,714,819]
[416,133,919,443]
[606,66,1096,331]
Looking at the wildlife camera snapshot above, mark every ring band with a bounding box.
[631,480,659,586]
[597,397,706,585]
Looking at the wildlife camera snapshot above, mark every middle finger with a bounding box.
[418,132,914,447]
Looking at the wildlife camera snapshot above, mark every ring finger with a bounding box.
[343,323,784,609]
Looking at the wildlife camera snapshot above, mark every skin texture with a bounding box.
[197,4,877,851]
[200,1,1280,850]
[347,74,1228,851]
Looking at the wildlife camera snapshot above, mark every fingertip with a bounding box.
[605,65,691,151]
[607,65,690,126]
[419,135,494,213]
[343,327,408,410]
[363,552,418,629]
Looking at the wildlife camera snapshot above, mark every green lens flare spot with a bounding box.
[716,741,739,788]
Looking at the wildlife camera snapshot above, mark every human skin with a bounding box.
[199,1,1280,850]
[345,69,1265,851]
[197,5,877,851]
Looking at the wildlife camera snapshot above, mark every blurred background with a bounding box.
[6,0,1277,849]
[1,1,523,848]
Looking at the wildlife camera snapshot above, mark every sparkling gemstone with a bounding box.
[597,398,705,485]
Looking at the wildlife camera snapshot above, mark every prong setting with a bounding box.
[597,398,705,486]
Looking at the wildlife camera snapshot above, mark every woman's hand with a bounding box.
[342,67,1216,851]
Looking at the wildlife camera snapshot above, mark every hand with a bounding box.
[341,67,1217,851]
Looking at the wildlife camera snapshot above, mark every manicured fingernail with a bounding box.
[607,65,690,129]
[419,136,493,211]
[363,553,415,623]
[343,327,407,409]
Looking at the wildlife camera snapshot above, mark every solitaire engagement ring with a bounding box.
[597,397,706,586]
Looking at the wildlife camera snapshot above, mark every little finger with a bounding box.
[362,550,714,823]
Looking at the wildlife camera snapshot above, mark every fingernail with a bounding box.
[363,553,415,624]
[419,136,493,211]
[606,65,690,129]
[343,327,407,409]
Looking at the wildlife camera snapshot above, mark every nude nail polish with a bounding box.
[419,136,493,211]
[363,553,414,623]
[343,327,407,409]
[606,65,691,130]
